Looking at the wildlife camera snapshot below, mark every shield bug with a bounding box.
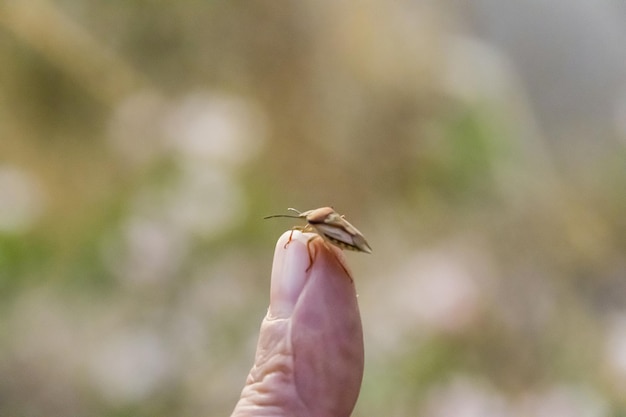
[264,207,372,273]
[264,207,372,253]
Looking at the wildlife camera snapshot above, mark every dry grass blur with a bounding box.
[1,1,626,416]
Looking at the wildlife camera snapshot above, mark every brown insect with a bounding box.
[264,207,372,272]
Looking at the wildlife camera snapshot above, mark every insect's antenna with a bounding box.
[287,208,302,215]
[263,214,301,220]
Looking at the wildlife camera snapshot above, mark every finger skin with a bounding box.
[231,231,364,417]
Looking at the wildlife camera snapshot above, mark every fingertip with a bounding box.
[268,231,314,319]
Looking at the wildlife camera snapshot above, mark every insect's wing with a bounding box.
[347,230,372,254]
[319,214,372,253]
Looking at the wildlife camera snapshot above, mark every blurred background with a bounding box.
[1,0,626,416]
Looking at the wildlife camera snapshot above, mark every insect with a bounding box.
[264,207,372,254]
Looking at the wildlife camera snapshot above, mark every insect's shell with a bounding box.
[298,207,372,254]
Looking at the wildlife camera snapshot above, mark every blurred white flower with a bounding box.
[443,36,517,105]
[399,252,481,332]
[107,91,170,166]
[102,157,247,286]
[518,384,608,417]
[360,239,491,363]
[164,91,267,168]
[605,313,626,385]
[421,376,513,417]
[108,90,267,170]
[163,165,246,237]
[103,217,187,286]
[0,166,44,233]
[88,329,175,404]
[365,244,483,353]
[10,289,80,370]
[130,165,246,239]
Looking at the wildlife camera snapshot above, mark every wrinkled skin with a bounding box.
[231,231,364,417]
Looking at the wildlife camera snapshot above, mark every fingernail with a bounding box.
[268,231,311,319]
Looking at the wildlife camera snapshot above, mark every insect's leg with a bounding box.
[284,229,295,249]
[284,226,304,249]
[305,235,319,272]
[301,235,353,281]
[306,237,352,280]
[334,255,353,282]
